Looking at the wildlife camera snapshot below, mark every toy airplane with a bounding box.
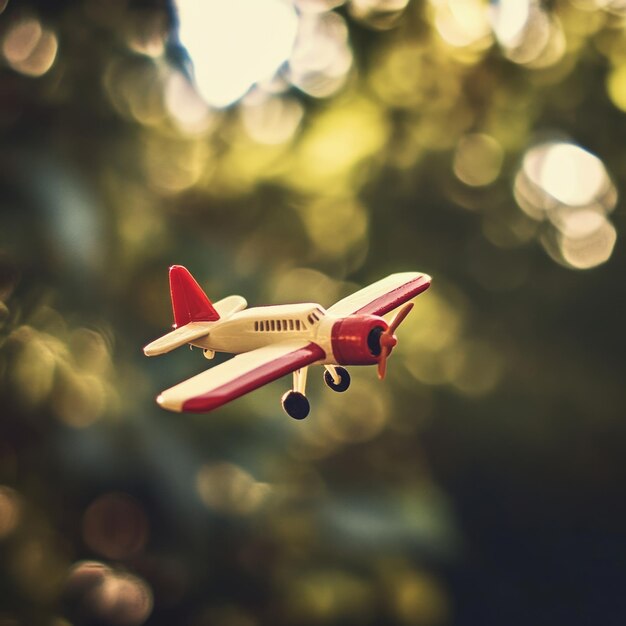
[144,266,431,419]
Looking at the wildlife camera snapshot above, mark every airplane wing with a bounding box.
[157,340,326,412]
[327,272,431,317]
[143,321,214,357]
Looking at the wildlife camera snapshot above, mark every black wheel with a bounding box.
[281,390,310,420]
[323,367,351,392]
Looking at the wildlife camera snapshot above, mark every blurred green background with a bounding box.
[0,0,625,624]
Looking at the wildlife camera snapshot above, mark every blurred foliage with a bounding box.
[0,0,625,625]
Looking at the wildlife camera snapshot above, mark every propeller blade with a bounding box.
[377,351,388,379]
[389,301,414,333]
[377,301,415,380]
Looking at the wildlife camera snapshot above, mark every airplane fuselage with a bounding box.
[191,303,389,366]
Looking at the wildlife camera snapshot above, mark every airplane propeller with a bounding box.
[377,301,414,380]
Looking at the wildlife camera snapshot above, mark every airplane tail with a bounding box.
[169,265,220,328]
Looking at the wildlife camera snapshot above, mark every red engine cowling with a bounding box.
[331,315,389,365]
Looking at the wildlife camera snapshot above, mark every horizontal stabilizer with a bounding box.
[213,294,247,318]
[144,321,213,357]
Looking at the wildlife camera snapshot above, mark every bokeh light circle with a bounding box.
[176,0,298,107]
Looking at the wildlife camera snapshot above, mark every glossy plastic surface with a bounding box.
[169,265,220,328]
[328,272,430,317]
[331,315,388,365]
[147,266,432,416]
[157,340,324,412]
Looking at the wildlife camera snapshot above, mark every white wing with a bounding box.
[328,272,431,317]
[157,340,325,412]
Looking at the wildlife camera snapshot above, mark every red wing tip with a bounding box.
[181,397,222,413]
[413,274,431,295]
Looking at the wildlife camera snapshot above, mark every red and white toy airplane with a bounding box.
[144,266,431,419]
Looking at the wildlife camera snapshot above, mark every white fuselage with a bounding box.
[191,303,337,363]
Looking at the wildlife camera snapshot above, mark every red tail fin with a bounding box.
[169,265,219,328]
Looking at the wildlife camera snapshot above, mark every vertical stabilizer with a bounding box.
[169,265,220,328]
